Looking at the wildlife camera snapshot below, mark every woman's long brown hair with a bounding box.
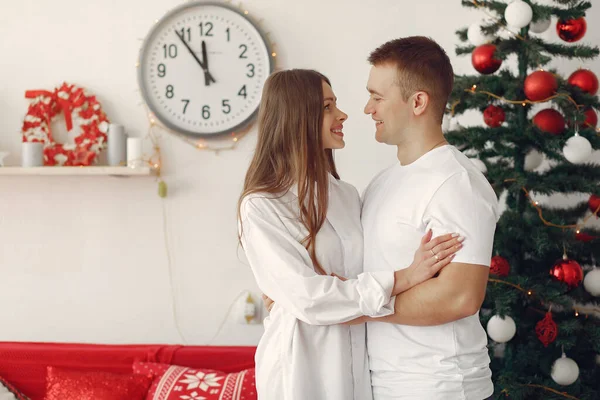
[238,69,339,275]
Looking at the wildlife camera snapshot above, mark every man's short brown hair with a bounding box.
[368,36,454,123]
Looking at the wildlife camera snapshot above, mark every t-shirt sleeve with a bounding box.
[422,171,499,267]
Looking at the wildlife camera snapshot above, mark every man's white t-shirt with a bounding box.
[362,145,499,400]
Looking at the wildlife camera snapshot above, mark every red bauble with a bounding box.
[568,69,599,95]
[550,257,583,288]
[557,17,587,43]
[568,108,598,129]
[533,109,565,135]
[589,194,600,215]
[472,44,502,75]
[483,105,506,127]
[535,311,558,347]
[524,71,558,101]
[490,256,510,277]
[575,231,597,242]
[583,108,598,128]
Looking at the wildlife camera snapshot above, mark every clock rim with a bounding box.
[137,0,274,138]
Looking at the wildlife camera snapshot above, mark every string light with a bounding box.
[489,278,600,315]
[449,89,598,134]
[522,384,581,400]
[464,87,581,109]
[503,179,600,233]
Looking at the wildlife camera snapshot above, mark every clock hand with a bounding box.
[201,40,216,86]
[174,31,216,84]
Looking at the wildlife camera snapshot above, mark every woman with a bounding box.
[237,69,462,400]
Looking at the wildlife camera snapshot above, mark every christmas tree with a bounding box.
[447,1,600,398]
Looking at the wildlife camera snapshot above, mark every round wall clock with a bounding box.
[138,1,274,138]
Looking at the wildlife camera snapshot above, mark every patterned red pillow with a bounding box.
[45,366,153,400]
[0,375,29,400]
[133,361,256,400]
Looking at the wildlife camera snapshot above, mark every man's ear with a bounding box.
[412,91,430,116]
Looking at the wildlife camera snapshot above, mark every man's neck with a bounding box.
[396,125,447,166]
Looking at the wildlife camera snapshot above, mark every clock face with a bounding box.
[138,2,273,137]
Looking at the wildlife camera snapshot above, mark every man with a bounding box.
[361,36,498,400]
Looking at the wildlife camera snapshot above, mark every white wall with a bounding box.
[0,0,598,345]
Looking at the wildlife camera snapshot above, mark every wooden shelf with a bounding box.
[0,166,154,176]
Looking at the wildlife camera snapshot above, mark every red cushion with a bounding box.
[133,362,257,400]
[0,375,29,400]
[0,342,256,400]
[45,366,152,400]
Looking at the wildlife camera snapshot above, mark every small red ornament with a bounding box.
[568,69,599,95]
[583,108,598,128]
[533,109,565,135]
[472,44,502,75]
[524,71,558,101]
[535,311,558,347]
[550,256,583,288]
[589,194,600,216]
[557,17,587,43]
[575,231,597,242]
[490,256,510,277]
[568,108,598,129]
[483,105,506,127]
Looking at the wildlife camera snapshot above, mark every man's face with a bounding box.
[364,63,412,145]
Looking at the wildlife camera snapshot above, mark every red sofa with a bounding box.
[0,341,256,400]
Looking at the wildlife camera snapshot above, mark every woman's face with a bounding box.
[321,81,348,150]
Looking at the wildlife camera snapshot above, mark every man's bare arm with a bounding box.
[345,262,489,326]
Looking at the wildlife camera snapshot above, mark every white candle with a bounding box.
[22,142,44,167]
[127,138,143,168]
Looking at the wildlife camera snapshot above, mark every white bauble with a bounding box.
[487,315,516,343]
[583,268,600,297]
[551,354,580,386]
[505,1,533,29]
[470,158,488,174]
[530,17,551,34]
[468,21,495,46]
[524,149,544,171]
[442,114,452,132]
[563,134,592,164]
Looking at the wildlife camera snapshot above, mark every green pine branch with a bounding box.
[530,37,600,61]
[527,164,600,194]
